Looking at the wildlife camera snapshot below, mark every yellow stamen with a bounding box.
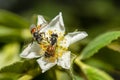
[48,30,53,35]
[44,55,57,63]
[57,53,63,57]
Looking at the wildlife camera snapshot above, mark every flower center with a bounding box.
[38,30,68,62]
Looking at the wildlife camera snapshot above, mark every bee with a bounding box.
[30,24,45,44]
[44,33,58,57]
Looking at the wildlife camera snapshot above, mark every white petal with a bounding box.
[20,42,41,59]
[57,51,71,69]
[37,57,57,73]
[40,12,65,34]
[67,31,88,44]
[63,31,88,47]
[37,15,47,27]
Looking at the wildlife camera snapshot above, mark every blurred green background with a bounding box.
[0,0,120,80]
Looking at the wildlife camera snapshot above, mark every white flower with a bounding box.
[20,12,88,73]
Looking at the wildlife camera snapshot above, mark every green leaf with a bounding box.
[73,75,84,80]
[0,43,20,69]
[84,58,114,72]
[94,47,120,70]
[0,26,18,37]
[0,9,30,28]
[107,41,120,53]
[80,31,120,60]
[56,69,71,80]
[75,59,113,80]
[0,10,31,42]
[0,59,40,79]
[18,74,33,80]
[0,26,31,42]
[83,64,113,80]
[0,73,20,80]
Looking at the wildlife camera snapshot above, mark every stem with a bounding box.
[74,58,83,68]
[74,58,88,80]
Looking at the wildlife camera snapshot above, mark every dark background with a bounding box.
[0,0,120,80]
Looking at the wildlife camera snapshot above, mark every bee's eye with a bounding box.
[30,24,36,33]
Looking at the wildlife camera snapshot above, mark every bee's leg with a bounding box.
[36,38,43,44]
[46,37,50,43]
[40,32,45,37]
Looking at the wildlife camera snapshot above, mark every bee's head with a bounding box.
[51,33,58,38]
[30,24,37,34]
